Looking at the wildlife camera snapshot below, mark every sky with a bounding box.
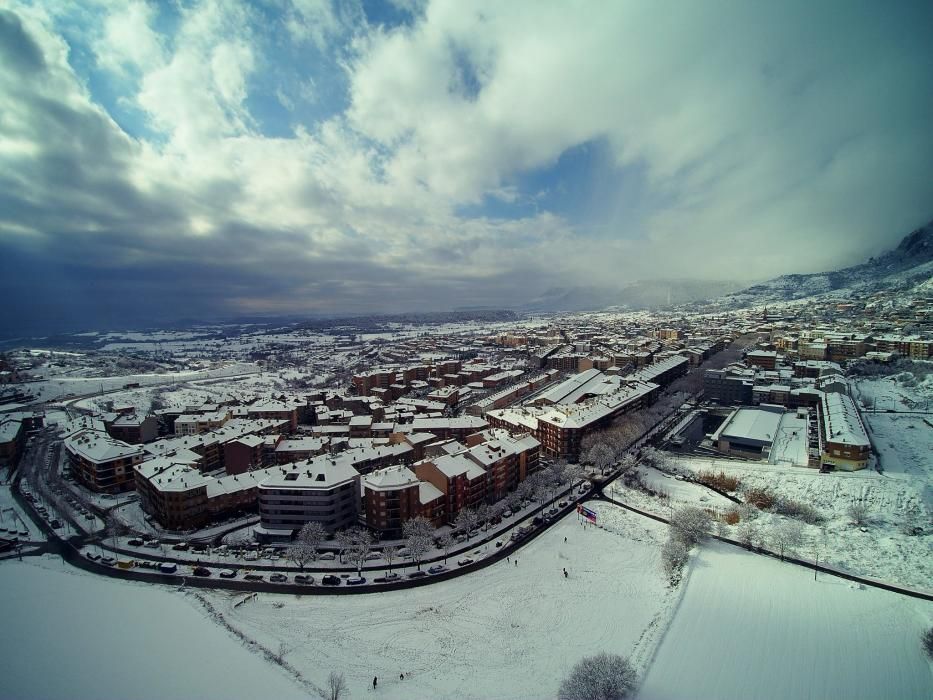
[1,0,932,332]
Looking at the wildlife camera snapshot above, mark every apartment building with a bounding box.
[818,392,870,471]
[64,428,146,493]
[257,459,361,540]
[415,453,487,524]
[362,465,422,538]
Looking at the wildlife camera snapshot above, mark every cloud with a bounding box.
[0,0,932,333]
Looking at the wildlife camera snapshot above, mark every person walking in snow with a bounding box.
[373,676,378,690]
[563,568,568,578]
[400,673,405,681]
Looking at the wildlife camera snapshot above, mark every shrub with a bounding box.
[696,469,741,492]
[722,509,741,525]
[661,537,689,585]
[669,506,713,547]
[773,497,825,525]
[744,487,775,510]
[558,653,637,700]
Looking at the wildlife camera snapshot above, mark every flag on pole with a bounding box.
[577,505,597,523]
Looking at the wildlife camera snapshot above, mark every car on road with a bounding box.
[143,540,160,548]
[86,552,101,561]
[347,576,366,586]
[365,551,381,560]
[192,567,212,577]
[50,519,62,529]
[407,570,427,579]
[558,500,568,507]
[172,542,189,551]
[321,574,341,586]
[495,540,503,548]
[456,557,474,567]
[219,569,237,579]
[294,574,314,584]
[502,510,512,518]
[428,564,448,575]
[270,573,288,583]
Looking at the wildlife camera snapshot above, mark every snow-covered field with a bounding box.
[639,542,933,700]
[855,374,933,412]
[660,455,932,591]
[0,558,306,700]
[25,363,258,402]
[197,510,679,699]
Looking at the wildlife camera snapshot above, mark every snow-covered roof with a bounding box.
[363,464,419,491]
[712,405,785,447]
[821,393,870,447]
[64,428,144,464]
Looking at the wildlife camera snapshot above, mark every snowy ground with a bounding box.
[639,541,933,700]
[854,374,933,412]
[196,510,680,699]
[606,465,735,515]
[0,558,307,700]
[656,455,932,591]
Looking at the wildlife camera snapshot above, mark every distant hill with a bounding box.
[722,219,933,307]
[522,279,745,313]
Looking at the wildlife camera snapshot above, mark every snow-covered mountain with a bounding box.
[523,279,745,312]
[722,219,933,307]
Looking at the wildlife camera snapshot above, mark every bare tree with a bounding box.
[403,516,434,571]
[558,652,637,700]
[587,443,615,475]
[737,519,759,549]
[455,507,478,540]
[319,671,348,700]
[437,531,454,563]
[669,506,712,547]
[660,536,689,585]
[298,521,326,561]
[334,529,353,565]
[383,544,400,573]
[343,526,373,575]
[287,539,314,571]
[772,520,804,561]
[847,501,870,526]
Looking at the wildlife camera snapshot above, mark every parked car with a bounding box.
[219,569,237,579]
[457,557,474,567]
[502,510,512,518]
[321,575,341,586]
[270,573,288,583]
[127,538,143,547]
[347,576,366,586]
[50,519,62,529]
[192,567,212,577]
[244,573,264,581]
[407,570,427,579]
[365,551,381,560]
[85,552,101,561]
[172,542,189,551]
[144,540,160,549]
[495,540,503,548]
[159,562,178,574]
[558,500,568,507]
[428,564,448,575]
[318,552,336,561]
[101,556,116,566]
[294,574,314,584]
